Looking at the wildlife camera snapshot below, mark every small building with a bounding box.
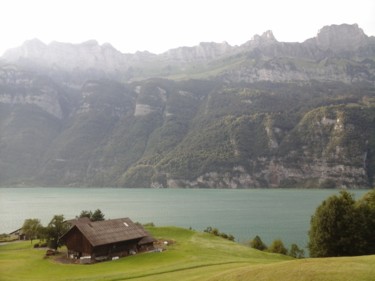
[8,228,27,240]
[60,217,155,262]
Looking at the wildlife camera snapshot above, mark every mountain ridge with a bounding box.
[3,23,374,79]
[0,23,374,188]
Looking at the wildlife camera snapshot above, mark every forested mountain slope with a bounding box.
[1,24,374,188]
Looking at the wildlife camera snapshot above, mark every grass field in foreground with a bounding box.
[0,226,374,281]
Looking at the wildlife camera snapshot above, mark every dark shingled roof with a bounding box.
[63,218,151,247]
[66,217,91,226]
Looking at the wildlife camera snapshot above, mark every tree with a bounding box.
[79,210,91,219]
[78,209,105,221]
[289,243,305,258]
[249,235,267,251]
[356,189,375,254]
[91,209,105,221]
[204,226,219,235]
[357,188,375,209]
[204,226,213,233]
[308,191,358,257]
[46,215,69,250]
[309,189,375,257]
[268,239,288,255]
[22,218,42,244]
[211,227,219,236]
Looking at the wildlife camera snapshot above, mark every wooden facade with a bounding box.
[63,227,93,257]
[60,218,155,262]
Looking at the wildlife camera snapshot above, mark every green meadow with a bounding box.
[0,226,374,281]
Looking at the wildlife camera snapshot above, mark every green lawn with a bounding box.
[0,226,374,281]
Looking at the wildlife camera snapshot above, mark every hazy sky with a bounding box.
[1,0,374,55]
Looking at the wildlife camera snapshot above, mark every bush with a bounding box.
[204,226,235,241]
[289,244,305,258]
[268,239,288,255]
[249,235,267,251]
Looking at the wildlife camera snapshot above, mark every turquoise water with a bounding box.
[0,188,368,250]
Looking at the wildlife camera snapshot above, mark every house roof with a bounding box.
[61,218,151,247]
[9,228,22,235]
[66,217,91,226]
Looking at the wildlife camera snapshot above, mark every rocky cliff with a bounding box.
[5,23,375,83]
[0,24,374,188]
[312,24,369,52]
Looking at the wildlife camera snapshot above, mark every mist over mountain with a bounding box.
[1,23,374,188]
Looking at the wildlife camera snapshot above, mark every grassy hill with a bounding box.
[0,226,374,281]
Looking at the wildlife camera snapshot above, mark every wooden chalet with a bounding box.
[60,218,155,262]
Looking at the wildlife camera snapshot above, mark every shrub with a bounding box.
[289,243,305,258]
[204,226,235,242]
[249,235,267,251]
[268,239,288,255]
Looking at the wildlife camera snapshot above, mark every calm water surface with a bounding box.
[0,188,368,249]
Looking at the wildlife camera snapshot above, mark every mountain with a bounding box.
[310,23,369,52]
[0,23,374,188]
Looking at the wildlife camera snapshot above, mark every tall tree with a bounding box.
[21,218,42,244]
[356,189,375,254]
[78,209,105,221]
[308,191,358,257]
[46,215,69,250]
[79,210,91,219]
[91,209,105,221]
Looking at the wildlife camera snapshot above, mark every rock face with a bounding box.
[3,39,131,81]
[241,30,278,49]
[0,24,374,188]
[0,65,64,119]
[163,41,234,62]
[313,24,368,52]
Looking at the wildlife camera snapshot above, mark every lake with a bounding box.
[0,188,369,251]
